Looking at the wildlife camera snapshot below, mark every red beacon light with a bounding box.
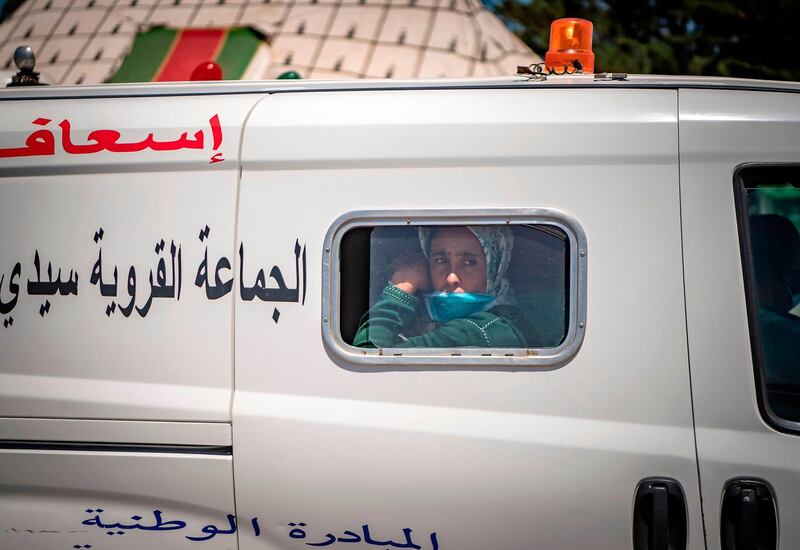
[190,61,223,81]
[545,18,594,74]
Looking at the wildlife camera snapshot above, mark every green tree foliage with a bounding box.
[495,0,800,81]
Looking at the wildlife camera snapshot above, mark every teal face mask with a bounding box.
[424,292,496,322]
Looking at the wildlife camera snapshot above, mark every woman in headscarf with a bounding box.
[353,225,534,348]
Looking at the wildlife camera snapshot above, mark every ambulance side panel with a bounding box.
[233,88,704,549]
[0,449,237,549]
[0,93,260,549]
[680,89,800,550]
[0,96,252,422]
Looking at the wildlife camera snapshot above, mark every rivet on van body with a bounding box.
[323,316,328,322]
[579,322,585,328]
[406,219,411,225]
[580,250,585,257]
[325,247,330,253]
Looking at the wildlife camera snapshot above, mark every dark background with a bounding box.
[493,0,800,81]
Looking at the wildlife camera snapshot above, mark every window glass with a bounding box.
[339,223,569,351]
[738,166,800,424]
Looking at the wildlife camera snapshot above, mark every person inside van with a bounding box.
[353,225,536,348]
[749,213,800,419]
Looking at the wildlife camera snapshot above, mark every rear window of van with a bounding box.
[322,210,587,367]
[736,165,800,429]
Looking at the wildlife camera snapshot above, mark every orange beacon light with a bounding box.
[545,18,595,73]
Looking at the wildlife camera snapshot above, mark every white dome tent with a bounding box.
[0,0,540,84]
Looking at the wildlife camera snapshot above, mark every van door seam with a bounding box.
[677,87,709,550]
[229,91,272,550]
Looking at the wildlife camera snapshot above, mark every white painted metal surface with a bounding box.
[0,94,259,421]
[1,76,797,550]
[0,418,231,445]
[232,87,703,549]
[679,89,800,550]
[0,450,236,549]
[0,73,799,101]
[0,93,248,550]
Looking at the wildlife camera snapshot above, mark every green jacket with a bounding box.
[353,285,531,349]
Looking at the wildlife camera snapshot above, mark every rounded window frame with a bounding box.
[321,208,588,367]
[734,163,800,434]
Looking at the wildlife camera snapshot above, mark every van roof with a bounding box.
[1,73,799,100]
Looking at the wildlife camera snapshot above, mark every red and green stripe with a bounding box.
[110,27,262,83]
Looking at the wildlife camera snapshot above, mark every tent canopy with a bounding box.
[110,27,264,83]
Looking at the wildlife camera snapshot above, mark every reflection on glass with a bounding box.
[744,177,800,422]
[345,224,568,350]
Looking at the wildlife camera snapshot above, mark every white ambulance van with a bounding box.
[1,54,799,550]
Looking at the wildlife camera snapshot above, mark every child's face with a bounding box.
[429,227,487,294]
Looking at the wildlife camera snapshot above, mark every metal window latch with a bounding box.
[517,61,587,81]
[516,64,548,81]
[594,72,628,81]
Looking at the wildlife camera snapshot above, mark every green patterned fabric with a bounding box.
[214,28,261,80]
[110,27,263,83]
[353,285,529,348]
[109,27,176,83]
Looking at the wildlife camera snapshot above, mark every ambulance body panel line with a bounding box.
[0,441,232,454]
[0,417,232,446]
[1,74,800,101]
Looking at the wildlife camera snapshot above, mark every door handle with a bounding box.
[651,485,669,550]
[633,478,687,550]
[721,479,777,550]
